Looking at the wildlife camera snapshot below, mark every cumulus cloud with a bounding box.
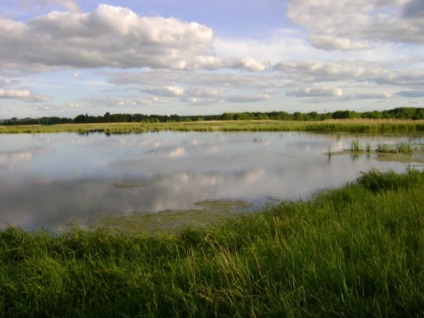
[274,60,389,83]
[397,90,424,98]
[341,92,393,100]
[18,0,81,12]
[85,96,164,109]
[0,4,267,72]
[223,94,271,103]
[107,70,275,90]
[403,0,424,18]
[287,0,424,49]
[142,86,186,97]
[0,89,49,102]
[179,93,271,105]
[140,85,270,104]
[286,87,343,98]
[308,34,370,51]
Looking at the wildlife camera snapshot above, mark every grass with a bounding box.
[1,169,424,317]
[2,118,424,134]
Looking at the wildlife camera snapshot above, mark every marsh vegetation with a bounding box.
[326,139,424,163]
[2,118,424,134]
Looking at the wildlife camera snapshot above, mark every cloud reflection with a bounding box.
[0,132,418,231]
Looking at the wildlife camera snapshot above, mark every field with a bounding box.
[2,118,424,134]
[1,169,423,317]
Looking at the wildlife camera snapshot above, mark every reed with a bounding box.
[2,119,424,134]
[376,142,413,154]
[350,139,362,152]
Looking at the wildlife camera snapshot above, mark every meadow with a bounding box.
[2,118,424,134]
[1,169,423,317]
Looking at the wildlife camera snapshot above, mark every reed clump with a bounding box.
[1,169,424,317]
[376,142,413,154]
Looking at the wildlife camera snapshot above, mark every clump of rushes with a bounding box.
[366,143,371,153]
[350,139,362,152]
[376,142,413,154]
[0,169,424,317]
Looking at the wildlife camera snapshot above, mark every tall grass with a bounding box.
[1,169,424,317]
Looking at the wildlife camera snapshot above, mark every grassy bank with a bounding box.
[1,169,423,317]
[2,118,424,134]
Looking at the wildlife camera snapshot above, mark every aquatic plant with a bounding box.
[350,139,362,152]
[366,143,371,153]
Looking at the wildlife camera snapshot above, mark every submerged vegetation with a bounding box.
[1,169,424,317]
[92,200,253,235]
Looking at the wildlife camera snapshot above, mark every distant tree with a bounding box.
[293,112,305,121]
[332,110,359,119]
[362,111,382,119]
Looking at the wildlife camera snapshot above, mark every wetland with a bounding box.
[1,131,423,232]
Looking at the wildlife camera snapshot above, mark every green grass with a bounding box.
[1,169,424,317]
[2,118,424,134]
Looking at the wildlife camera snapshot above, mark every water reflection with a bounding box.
[0,132,422,230]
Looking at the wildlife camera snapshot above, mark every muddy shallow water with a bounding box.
[1,131,423,231]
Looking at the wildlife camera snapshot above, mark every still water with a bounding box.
[0,132,422,230]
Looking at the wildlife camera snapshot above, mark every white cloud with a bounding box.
[0,88,49,102]
[106,70,276,90]
[308,34,371,51]
[0,4,267,72]
[287,0,424,50]
[143,86,185,97]
[186,88,220,98]
[274,60,389,83]
[0,89,31,98]
[274,59,424,90]
[86,96,164,109]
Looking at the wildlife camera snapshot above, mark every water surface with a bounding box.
[0,132,422,230]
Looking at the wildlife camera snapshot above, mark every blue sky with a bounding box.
[1,0,424,118]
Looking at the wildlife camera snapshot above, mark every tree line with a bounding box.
[1,107,424,126]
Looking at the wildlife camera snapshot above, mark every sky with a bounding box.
[0,0,424,119]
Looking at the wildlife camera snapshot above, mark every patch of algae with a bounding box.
[91,200,253,235]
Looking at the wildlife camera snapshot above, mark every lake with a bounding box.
[1,131,423,231]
